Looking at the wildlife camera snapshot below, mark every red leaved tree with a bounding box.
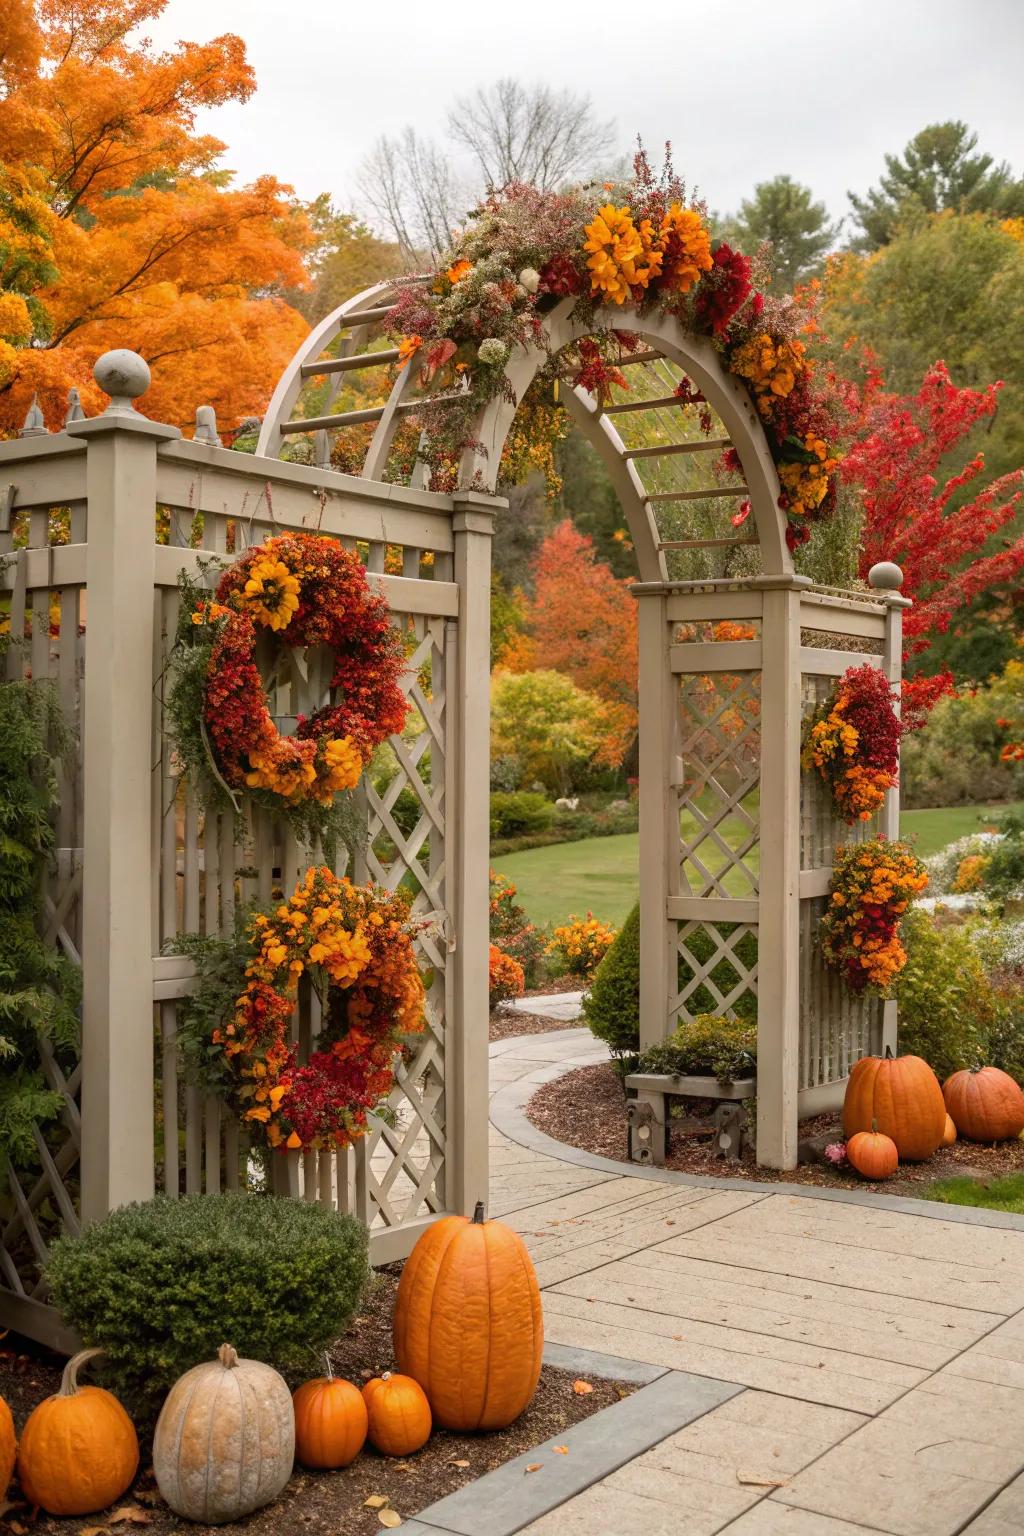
[521,520,639,765]
[840,362,1024,655]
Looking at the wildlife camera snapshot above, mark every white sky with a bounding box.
[146,0,1024,233]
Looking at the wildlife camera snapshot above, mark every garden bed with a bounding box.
[527,1061,1024,1198]
[0,1265,631,1536]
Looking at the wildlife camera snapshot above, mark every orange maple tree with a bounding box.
[509,520,639,764]
[0,0,312,434]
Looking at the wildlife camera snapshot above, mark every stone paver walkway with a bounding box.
[485,1025,1024,1536]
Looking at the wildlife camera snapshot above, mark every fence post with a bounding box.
[755,578,805,1169]
[637,587,675,1052]
[67,352,180,1224]
[449,493,498,1216]
[872,561,907,1057]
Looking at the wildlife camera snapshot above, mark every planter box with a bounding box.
[624,1071,757,1166]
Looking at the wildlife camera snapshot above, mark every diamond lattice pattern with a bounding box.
[677,670,761,897]
[673,920,759,1025]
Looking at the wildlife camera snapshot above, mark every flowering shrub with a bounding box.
[175,866,425,1152]
[824,1142,848,1166]
[489,944,525,1008]
[821,839,929,995]
[168,533,408,840]
[489,870,545,984]
[951,854,991,893]
[802,664,902,823]
[386,148,842,545]
[546,913,617,978]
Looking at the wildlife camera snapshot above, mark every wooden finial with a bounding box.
[19,394,48,438]
[194,405,222,446]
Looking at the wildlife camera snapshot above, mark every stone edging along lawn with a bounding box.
[489,1029,1024,1234]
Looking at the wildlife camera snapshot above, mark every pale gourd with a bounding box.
[153,1344,294,1523]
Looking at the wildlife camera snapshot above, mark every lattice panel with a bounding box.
[672,920,759,1025]
[677,670,761,897]
[799,896,881,1089]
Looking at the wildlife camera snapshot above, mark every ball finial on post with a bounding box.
[868,561,904,592]
[93,349,151,416]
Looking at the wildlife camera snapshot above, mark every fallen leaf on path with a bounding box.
[109,1510,152,1526]
[525,1463,543,1473]
[737,1474,790,1488]
[363,1495,390,1509]
[378,1512,402,1529]
[552,1446,569,1455]
[572,1380,594,1395]
[446,1459,471,1468]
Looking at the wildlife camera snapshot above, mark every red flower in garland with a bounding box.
[539,253,585,297]
[694,243,753,337]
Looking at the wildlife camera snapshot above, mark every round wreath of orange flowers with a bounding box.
[802,664,902,823]
[212,866,426,1151]
[194,532,409,808]
[820,839,928,995]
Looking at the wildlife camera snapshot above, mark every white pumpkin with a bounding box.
[153,1344,294,1523]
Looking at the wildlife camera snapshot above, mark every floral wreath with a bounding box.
[210,866,426,1151]
[820,839,927,995]
[801,664,901,823]
[384,150,843,546]
[175,532,408,818]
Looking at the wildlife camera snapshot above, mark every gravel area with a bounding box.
[0,1266,632,1535]
[526,1061,1024,1196]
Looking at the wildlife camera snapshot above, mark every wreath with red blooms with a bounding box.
[172,533,409,824]
[179,866,426,1152]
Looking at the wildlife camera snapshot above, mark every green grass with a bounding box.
[921,1173,1024,1215]
[494,800,1024,929]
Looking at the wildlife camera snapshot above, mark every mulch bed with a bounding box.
[489,1006,583,1041]
[526,1061,1024,1199]
[0,1265,630,1536]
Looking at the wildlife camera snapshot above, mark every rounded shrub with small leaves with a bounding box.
[640,1014,757,1085]
[47,1193,368,1424]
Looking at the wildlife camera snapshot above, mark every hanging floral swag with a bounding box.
[801,664,903,823]
[386,146,843,548]
[820,839,928,996]
[167,531,409,847]
[173,865,426,1152]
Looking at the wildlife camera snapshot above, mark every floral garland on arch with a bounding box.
[801,664,902,823]
[176,866,426,1152]
[387,148,843,548]
[168,531,409,843]
[820,840,928,996]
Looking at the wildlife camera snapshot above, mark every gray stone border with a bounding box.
[490,1030,1024,1232]
[403,1357,740,1536]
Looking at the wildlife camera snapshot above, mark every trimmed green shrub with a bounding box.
[895,910,994,1080]
[583,902,758,1065]
[640,1013,757,1084]
[489,791,556,839]
[48,1192,368,1423]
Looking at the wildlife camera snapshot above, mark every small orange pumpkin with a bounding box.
[294,1368,367,1469]
[0,1395,14,1498]
[846,1121,899,1181]
[394,1201,543,1430]
[843,1049,946,1160]
[17,1348,138,1516]
[941,1112,957,1148]
[362,1373,431,1456]
[943,1066,1024,1142]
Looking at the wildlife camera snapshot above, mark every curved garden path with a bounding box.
[481,1026,1024,1536]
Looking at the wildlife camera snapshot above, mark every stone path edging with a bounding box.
[490,1029,1024,1233]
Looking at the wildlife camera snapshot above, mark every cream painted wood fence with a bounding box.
[0,365,497,1349]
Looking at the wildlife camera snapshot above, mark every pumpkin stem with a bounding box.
[60,1346,104,1397]
[472,1201,486,1224]
[218,1343,240,1371]
[871,1118,879,1133]
[324,1351,334,1383]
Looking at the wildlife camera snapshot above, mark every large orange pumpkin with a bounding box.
[0,1395,14,1497]
[17,1349,139,1516]
[362,1374,431,1456]
[943,1067,1024,1142]
[842,1050,946,1160]
[846,1124,898,1181]
[294,1373,367,1469]
[393,1201,543,1431]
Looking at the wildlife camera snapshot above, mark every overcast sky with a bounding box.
[147,0,1024,235]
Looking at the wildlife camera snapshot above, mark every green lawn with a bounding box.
[495,801,1023,929]
[922,1174,1024,1215]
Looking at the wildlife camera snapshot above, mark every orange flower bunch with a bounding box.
[820,840,928,995]
[951,853,991,893]
[582,201,712,305]
[656,202,713,294]
[546,912,617,978]
[778,435,842,517]
[802,665,902,824]
[489,944,525,1007]
[730,333,807,406]
[212,866,425,1152]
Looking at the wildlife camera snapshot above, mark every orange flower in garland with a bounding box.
[730,332,807,407]
[583,204,645,305]
[802,664,902,823]
[778,434,842,518]
[212,866,426,1152]
[821,840,928,995]
[655,203,713,295]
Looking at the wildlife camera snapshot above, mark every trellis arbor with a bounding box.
[1,282,905,1346]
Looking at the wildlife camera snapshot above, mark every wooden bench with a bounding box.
[624,1071,757,1166]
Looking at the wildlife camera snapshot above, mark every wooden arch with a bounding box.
[258,282,793,582]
